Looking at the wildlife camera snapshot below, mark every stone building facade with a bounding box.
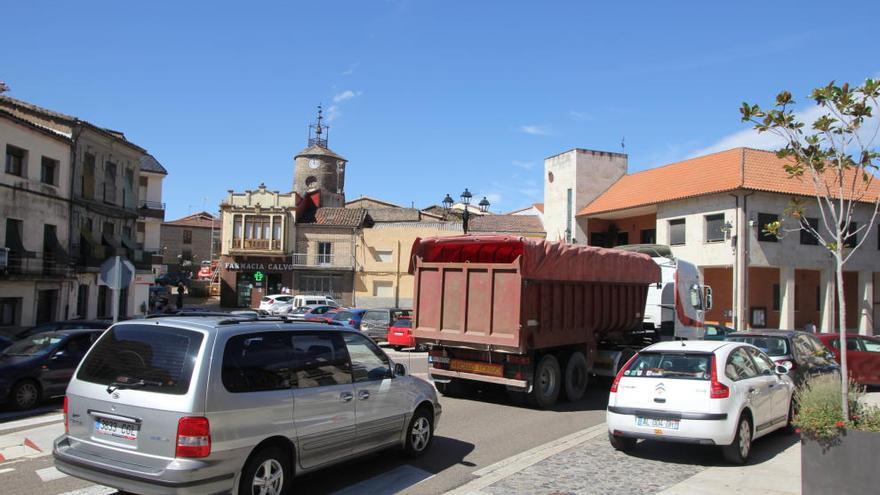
[160,212,219,274]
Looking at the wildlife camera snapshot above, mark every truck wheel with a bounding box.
[564,352,589,402]
[528,354,561,408]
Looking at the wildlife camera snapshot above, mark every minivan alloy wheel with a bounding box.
[251,459,284,495]
[411,416,431,452]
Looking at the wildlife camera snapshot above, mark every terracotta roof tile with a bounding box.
[163,212,218,228]
[308,207,366,227]
[578,148,880,216]
[534,203,544,213]
[469,215,545,235]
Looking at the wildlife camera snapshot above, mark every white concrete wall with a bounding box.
[144,172,163,204]
[544,149,627,243]
[657,194,738,267]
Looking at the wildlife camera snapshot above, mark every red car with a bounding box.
[305,308,340,323]
[816,333,880,386]
[386,317,423,351]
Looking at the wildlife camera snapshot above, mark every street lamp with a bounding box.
[442,188,490,234]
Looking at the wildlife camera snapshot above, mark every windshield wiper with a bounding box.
[107,378,164,392]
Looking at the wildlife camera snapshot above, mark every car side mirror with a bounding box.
[775,365,789,375]
[394,363,407,377]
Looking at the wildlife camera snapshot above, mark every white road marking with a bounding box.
[0,414,64,433]
[329,465,434,495]
[37,466,68,482]
[56,486,116,495]
[445,423,608,495]
[0,467,15,474]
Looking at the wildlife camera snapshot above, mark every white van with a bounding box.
[275,295,338,314]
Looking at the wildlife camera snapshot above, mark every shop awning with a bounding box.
[45,227,68,263]
[102,231,120,249]
[4,224,35,257]
[121,234,137,251]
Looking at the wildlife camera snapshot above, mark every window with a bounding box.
[725,347,760,381]
[77,325,204,395]
[343,333,392,382]
[589,232,606,247]
[82,153,96,199]
[744,347,775,376]
[5,218,24,251]
[182,248,192,260]
[233,215,242,239]
[103,161,117,203]
[843,222,858,249]
[705,214,725,242]
[623,352,711,380]
[728,336,790,357]
[375,250,393,263]
[291,332,352,388]
[139,176,148,188]
[43,224,56,254]
[40,157,58,185]
[76,285,88,319]
[772,284,781,311]
[669,219,686,246]
[123,168,134,207]
[862,338,880,353]
[272,216,282,241]
[616,232,629,246]
[183,229,192,244]
[373,281,394,298]
[222,332,295,393]
[317,242,332,265]
[565,188,573,242]
[640,228,656,244]
[800,217,819,245]
[102,222,114,236]
[0,298,21,327]
[757,213,779,242]
[5,144,26,176]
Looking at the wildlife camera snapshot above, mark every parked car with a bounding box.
[387,318,423,351]
[726,330,839,385]
[703,324,735,341]
[305,308,340,323]
[606,340,795,464]
[258,294,295,313]
[815,333,880,386]
[5,319,111,341]
[273,295,339,315]
[54,317,441,494]
[0,335,12,352]
[361,308,413,342]
[331,308,368,330]
[0,329,104,410]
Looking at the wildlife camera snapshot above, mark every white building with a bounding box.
[545,147,880,334]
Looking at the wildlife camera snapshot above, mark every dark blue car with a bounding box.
[0,329,103,410]
[331,308,369,330]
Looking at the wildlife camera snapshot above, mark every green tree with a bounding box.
[741,80,880,420]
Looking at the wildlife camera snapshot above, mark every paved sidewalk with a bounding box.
[453,425,800,495]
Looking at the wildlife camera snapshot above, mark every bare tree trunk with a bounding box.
[835,253,849,421]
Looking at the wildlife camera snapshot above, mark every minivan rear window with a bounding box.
[77,325,204,395]
[727,336,789,357]
[624,352,711,380]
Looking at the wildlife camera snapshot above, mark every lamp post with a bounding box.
[442,188,490,234]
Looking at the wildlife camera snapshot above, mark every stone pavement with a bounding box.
[455,425,800,495]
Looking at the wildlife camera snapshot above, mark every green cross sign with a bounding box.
[253,271,265,282]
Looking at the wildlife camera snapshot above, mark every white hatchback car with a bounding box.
[258,294,294,313]
[606,340,795,464]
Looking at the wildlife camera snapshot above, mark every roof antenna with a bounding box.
[621,136,626,151]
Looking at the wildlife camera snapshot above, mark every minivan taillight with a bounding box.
[610,354,638,393]
[176,417,211,458]
[710,356,730,399]
[63,396,69,434]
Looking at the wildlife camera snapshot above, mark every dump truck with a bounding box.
[410,235,661,408]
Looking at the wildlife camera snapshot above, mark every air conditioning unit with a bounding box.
[0,247,8,270]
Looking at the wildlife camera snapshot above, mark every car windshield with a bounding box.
[727,336,790,356]
[362,311,387,323]
[77,324,204,395]
[624,352,712,380]
[3,333,65,356]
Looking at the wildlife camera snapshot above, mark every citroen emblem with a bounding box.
[655,383,666,395]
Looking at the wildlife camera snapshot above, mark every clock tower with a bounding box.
[293,105,348,206]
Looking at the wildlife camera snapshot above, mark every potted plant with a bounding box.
[795,374,880,495]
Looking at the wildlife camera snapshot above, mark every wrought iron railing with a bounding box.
[290,253,353,269]
[229,239,283,251]
[138,200,165,210]
[1,251,73,277]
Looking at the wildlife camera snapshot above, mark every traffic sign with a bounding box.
[100,256,135,290]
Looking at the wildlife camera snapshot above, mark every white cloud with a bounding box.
[513,160,535,170]
[520,125,551,136]
[325,105,340,122]
[568,110,591,121]
[333,90,362,103]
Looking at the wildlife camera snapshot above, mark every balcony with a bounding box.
[138,200,166,220]
[228,238,283,255]
[1,251,73,278]
[291,253,354,270]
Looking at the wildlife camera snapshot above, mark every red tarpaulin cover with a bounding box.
[409,235,660,285]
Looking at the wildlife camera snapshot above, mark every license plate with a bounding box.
[449,359,504,377]
[394,332,404,336]
[94,418,139,440]
[636,417,680,430]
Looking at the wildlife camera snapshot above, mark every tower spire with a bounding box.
[308,103,329,148]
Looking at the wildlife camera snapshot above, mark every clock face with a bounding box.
[308,159,320,169]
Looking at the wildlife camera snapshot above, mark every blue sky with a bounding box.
[2,0,877,219]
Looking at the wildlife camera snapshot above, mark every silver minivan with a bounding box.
[53,316,441,495]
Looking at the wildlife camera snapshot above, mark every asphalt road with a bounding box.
[0,350,610,495]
